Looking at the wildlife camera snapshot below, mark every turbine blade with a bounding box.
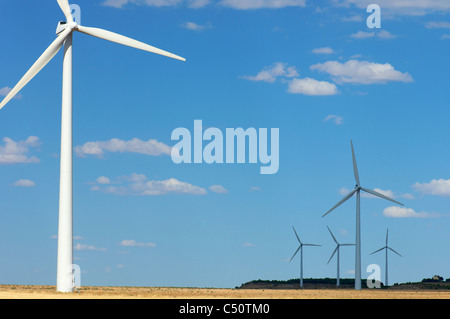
[327,247,338,265]
[386,228,389,246]
[290,246,301,262]
[360,187,404,206]
[388,247,402,257]
[351,140,360,186]
[327,225,338,244]
[0,27,72,110]
[76,25,186,61]
[370,247,385,255]
[341,243,355,246]
[303,244,321,247]
[292,226,302,244]
[322,188,357,217]
[57,0,74,22]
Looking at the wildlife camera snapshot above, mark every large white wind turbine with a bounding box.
[370,228,402,287]
[0,0,185,292]
[326,226,354,287]
[290,226,321,288]
[322,141,404,290]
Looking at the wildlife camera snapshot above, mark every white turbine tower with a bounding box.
[290,226,321,288]
[322,141,404,290]
[370,228,402,287]
[326,226,354,287]
[0,0,185,292]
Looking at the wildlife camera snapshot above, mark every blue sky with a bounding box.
[0,0,449,288]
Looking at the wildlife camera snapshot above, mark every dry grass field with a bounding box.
[0,285,449,299]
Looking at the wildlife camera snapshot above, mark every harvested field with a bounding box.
[0,285,449,299]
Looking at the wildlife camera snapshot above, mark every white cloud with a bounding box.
[92,173,207,196]
[220,0,307,10]
[377,30,397,39]
[249,186,261,192]
[96,176,111,184]
[0,87,22,100]
[182,21,212,31]
[337,0,450,15]
[400,193,415,200]
[341,14,363,22]
[323,114,344,125]
[14,179,35,187]
[383,206,438,218]
[350,30,396,39]
[287,77,339,96]
[242,62,299,83]
[102,0,129,8]
[350,31,375,39]
[426,21,450,29]
[120,239,156,247]
[312,47,335,54]
[362,188,395,199]
[311,60,413,84]
[441,34,450,39]
[0,136,40,164]
[209,185,228,194]
[242,242,255,247]
[102,0,210,8]
[74,243,107,251]
[75,138,172,158]
[412,179,450,197]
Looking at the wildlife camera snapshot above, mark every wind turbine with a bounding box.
[0,0,185,292]
[326,226,354,287]
[370,228,402,287]
[290,226,321,288]
[322,141,404,290]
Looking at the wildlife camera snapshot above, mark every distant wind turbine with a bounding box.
[326,226,354,287]
[0,0,185,292]
[371,228,402,287]
[322,141,404,290]
[290,226,321,288]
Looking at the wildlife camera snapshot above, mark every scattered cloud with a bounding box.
[102,0,129,8]
[335,0,450,16]
[120,239,156,247]
[241,62,299,83]
[91,173,207,196]
[0,87,22,100]
[249,186,261,192]
[209,185,228,194]
[377,30,397,39]
[182,21,213,31]
[74,243,107,251]
[311,60,413,84]
[0,136,40,164]
[412,179,450,197]
[103,0,309,9]
[96,176,111,184]
[425,21,450,29]
[287,77,339,96]
[441,34,450,39]
[341,14,363,22]
[220,0,307,10]
[362,188,395,199]
[75,138,172,158]
[350,30,396,39]
[312,47,335,54]
[242,242,255,247]
[350,31,375,39]
[383,206,439,218]
[323,114,344,125]
[13,179,35,187]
